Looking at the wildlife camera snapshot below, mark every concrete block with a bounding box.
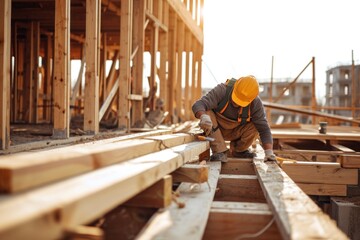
[331,197,360,240]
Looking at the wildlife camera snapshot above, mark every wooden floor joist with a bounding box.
[0,141,209,239]
[136,161,221,240]
[253,146,348,240]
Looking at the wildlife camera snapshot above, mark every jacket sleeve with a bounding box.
[192,83,227,116]
[250,97,273,144]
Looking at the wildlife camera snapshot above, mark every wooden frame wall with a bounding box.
[2,0,204,149]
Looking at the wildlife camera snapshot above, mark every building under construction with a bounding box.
[1,1,360,240]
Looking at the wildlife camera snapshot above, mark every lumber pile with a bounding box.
[0,132,210,239]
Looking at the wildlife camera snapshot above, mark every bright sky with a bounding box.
[202,0,360,98]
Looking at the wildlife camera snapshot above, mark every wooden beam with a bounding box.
[70,45,85,106]
[281,161,358,185]
[253,146,348,240]
[64,226,103,240]
[124,175,172,208]
[0,141,209,239]
[214,174,266,203]
[167,10,177,122]
[274,149,341,162]
[221,158,255,175]
[0,133,195,193]
[297,183,347,196]
[53,0,70,138]
[137,161,221,239]
[99,77,118,122]
[341,154,360,168]
[131,0,145,126]
[84,0,100,134]
[167,0,203,44]
[176,20,185,121]
[0,0,11,150]
[171,164,209,183]
[203,201,281,240]
[118,0,132,130]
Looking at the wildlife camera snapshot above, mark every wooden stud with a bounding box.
[131,0,146,126]
[118,0,133,129]
[44,34,53,122]
[167,10,177,123]
[184,29,191,120]
[84,0,100,134]
[124,175,172,208]
[172,164,209,183]
[176,20,185,121]
[32,21,40,123]
[53,0,70,138]
[0,0,11,150]
[24,22,34,123]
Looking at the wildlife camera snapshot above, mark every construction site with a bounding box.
[1,0,360,239]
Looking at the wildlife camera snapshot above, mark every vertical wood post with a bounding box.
[167,10,177,123]
[184,29,191,120]
[159,0,169,115]
[84,0,100,134]
[311,57,316,124]
[53,0,70,138]
[131,0,145,126]
[0,0,11,149]
[176,20,185,122]
[119,0,133,130]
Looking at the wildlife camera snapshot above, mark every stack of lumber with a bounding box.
[0,131,210,239]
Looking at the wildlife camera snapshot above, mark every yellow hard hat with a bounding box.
[231,75,259,107]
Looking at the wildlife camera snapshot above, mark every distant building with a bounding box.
[325,65,360,118]
[258,78,313,124]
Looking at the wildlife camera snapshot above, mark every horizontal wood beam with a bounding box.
[281,161,358,185]
[341,154,360,168]
[172,164,209,183]
[0,133,195,192]
[203,201,281,240]
[221,158,255,175]
[297,183,347,196]
[214,174,266,203]
[124,175,173,208]
[0,141,209,239]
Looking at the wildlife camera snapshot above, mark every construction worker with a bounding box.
[192,75,276,163]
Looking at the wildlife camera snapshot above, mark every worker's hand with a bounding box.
[264,149,277,161]
[199,114,213,136]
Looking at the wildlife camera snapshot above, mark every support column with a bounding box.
[84,0,100,134]
[53,0,70,138]
[131,0,145,126]
[167,10,177,123]
[159,1,169,114]
[184,29,191,120]
[118,0,133,130]
[0,0,11,149]
[176,20,184,122]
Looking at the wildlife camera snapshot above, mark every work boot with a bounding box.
[210,151,228,163]
[232,149,257,158]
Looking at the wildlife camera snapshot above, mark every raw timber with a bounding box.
[1,0,360,239]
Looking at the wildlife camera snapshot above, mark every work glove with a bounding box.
[199,114,213,136]
[264,149,277,162]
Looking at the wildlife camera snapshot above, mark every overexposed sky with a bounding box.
[202,0,360,97]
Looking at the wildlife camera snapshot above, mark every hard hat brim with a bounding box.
[231,90,251,107]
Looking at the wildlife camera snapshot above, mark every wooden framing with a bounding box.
[53,0,70,138]
[84,0,100,134]
[0,0,11,150]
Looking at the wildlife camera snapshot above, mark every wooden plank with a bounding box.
[203,201,281,240]
[0,0,11,150]
[221,157,255,175]
[214,174,266,203]
[297,183,347,196]
[281,161,358,185]
[53,0,70,138]
[272,128,360,141]
[274,149,341,162]
[331,143,356,153]
[172,164,209,183]
[99,78,119,121]
[167,10,177,122]
[0,133,194,192]
[84,0,100,134]
[176,20,185,121]
[124,175,172,208]
[253,146,348,240]
[341,154,360,168]
[137,161,220,240]
[64,226,103,240]
[0,141,208,239]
